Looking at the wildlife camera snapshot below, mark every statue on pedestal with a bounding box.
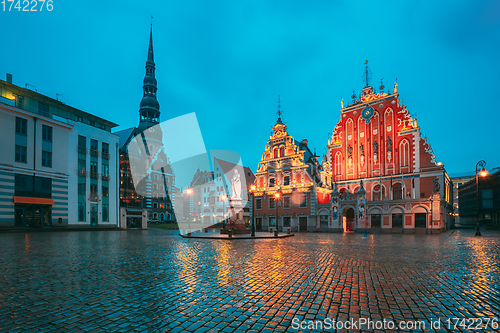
[231,169,242,200]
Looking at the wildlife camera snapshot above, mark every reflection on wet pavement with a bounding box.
[0,230,499,332]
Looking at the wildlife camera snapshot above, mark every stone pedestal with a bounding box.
[220,199,251,235]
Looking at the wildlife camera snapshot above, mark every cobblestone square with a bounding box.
[1,229,499,332]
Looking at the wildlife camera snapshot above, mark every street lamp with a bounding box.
[250,185,256,237]
[186,188,193,235]
[274,192,281,236]
[221,194,227,229]
[475,160,487,236]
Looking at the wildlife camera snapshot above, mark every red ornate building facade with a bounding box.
[325,81,453,233]
[252,111,327,232]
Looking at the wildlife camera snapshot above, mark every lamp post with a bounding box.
[186,188,193,235]
[475,160,487,236]
[274,192,281,235]
[250,185,256,237]
[221,194,227,229]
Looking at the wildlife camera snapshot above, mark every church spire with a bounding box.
[139,24,160,126]
[147,24,154,64]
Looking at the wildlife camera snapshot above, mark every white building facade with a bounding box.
[0,74,119,227]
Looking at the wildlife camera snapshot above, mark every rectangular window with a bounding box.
[41,178,51,198]
[42,125,52,142]
[15,145,27,163]
[42,151,52,167]
[269,178,275,187]
[78,203,86,221]
[14,174,27,196]
[38,102,49,117]
[102,142,109,159]
[90,183,98,197]
[15,175,51,198]
[284,176,290,186]
[153,202,158,208]
[269,198,276,209]
[15,117,27,135]
[256,198,262,209]
[90,139,98,156]
[102,184,109,197]
[283,216,291,227]
[102,164,109,177]
[299,194,307,208]
[78,159,86,177]
[78,182,86,196]
[102,204,109,222]
[283,197,291,208]
[78,135,86,148]
[90,161,98,178]
[14,94,23,108]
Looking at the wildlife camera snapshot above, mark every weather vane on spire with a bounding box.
[363,60,371,87]
[277,95,282,121]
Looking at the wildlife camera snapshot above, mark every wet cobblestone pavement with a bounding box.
[0,229,499,332]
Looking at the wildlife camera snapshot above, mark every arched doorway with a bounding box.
[345,208,355,232]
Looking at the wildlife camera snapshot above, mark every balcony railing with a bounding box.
[90,149,99,157]
[77,170,87,177]
[77,146,87,155]
[102,152,110,160]
[101,174,110,181]
[88,194,99,202]
[89,172,99,179]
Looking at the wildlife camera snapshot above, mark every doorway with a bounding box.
[90,204,98,226]
[415,213,426,228]
[345,208,355,231]
[299,216,307,232]
[256,218,262,231]
[15,204,51,227]
[392,213,403,228]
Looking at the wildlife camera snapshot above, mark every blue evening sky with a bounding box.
[1,0,499,176]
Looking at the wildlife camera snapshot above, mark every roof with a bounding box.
[214,157,256,186]
[114,127,136,150]
[0,79,119,128]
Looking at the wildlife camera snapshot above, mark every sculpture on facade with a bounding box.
[432,177,440,193]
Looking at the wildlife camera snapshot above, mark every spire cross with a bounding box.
[277,95,282,120]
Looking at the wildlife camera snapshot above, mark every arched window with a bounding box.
[372,185,386,201]
[273,148,279,158]
[153,213,158,219]
[393,183,403,200]
[160,213,164,221]
[335,151,342,176]
[399,139,410,171]
[279,146,285,157]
